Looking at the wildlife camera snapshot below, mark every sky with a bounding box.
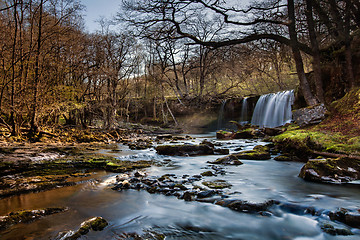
[81,0,121,32]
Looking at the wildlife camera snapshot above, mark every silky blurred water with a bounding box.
[1,134,359,240]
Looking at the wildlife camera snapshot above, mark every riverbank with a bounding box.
[1,133,360,239]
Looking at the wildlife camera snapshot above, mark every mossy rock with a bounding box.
[0,207,67,231]
[202,180,232,189]
[58,217,108,240]
[274,154,302,162]
[201,171,214,176]
[209,155,243,165]
[233,150,271,160]
[216,130,233,140]
[233,129,256,139]
[299,157,360,183]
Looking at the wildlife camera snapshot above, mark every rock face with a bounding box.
[293,104,327,127]
[299,158,360,183]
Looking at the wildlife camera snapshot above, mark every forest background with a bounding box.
[0,0,359,138]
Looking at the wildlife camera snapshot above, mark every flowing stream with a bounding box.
[1,134,360,240]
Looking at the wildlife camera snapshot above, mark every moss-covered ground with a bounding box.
[273,88,360,157]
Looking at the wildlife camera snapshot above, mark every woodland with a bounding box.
[0,0,359,138]
[1,1,360,239]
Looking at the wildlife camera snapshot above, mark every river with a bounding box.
[0,133,360,239]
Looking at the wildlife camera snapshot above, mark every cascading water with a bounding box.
[251,90,294,128]
[217,99,227,129]
[239,97,249,125]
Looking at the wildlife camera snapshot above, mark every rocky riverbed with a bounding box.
[1,132,360,239]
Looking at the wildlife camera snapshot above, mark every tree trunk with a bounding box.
[344,0,355,88]
[288,0,318,106]
[10,0,18,136]
[29,0,43,137]
[305,0,324,103]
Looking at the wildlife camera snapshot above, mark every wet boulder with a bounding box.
[209,155,243,165]
[216,199,276,214]
[201,171,215,176]
[0,207,67,231]
[56,217,108,240]
[329,208,360,228]
[197,190,217,199]
[216,131,234,140]
[232,130,256,139]
[202,180,232,189]
[232,145,271,160]
[155,144,214,156]
[299,158,360,183]
[319,222,353,236]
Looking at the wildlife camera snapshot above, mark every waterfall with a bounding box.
[251,90,294,128]
[239,97,249,125]
[217,99,227,130]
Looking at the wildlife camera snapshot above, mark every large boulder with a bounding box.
[155,144,214,156]
[233,145,271,160]
[210,155,243,165]
[299,158,360,183]
[293,104,327,127]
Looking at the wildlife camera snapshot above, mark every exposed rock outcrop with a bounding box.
[293,104,327,127]
[299,157,360,183]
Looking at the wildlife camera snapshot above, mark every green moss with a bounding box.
[201,171,214,176]
[89,217,108,231]
[273,129,360,155]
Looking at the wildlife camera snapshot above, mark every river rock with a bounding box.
[202,180,232,189]
[292,104,327,127]
[232,150,271,160]
[274,154,302,162]
[209,155,243,165]
[329,208,360,228]
[319,221,353,236]
[216,131,234,140]
[155,144,214,156]
[197,190,217,198]
[201,171,214,176]
[0,207,67,231]
[299,157,360,183]
[263,127,284,136]
[216,199,276,213]
[232,130,256,139]
[56,217,108,240]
